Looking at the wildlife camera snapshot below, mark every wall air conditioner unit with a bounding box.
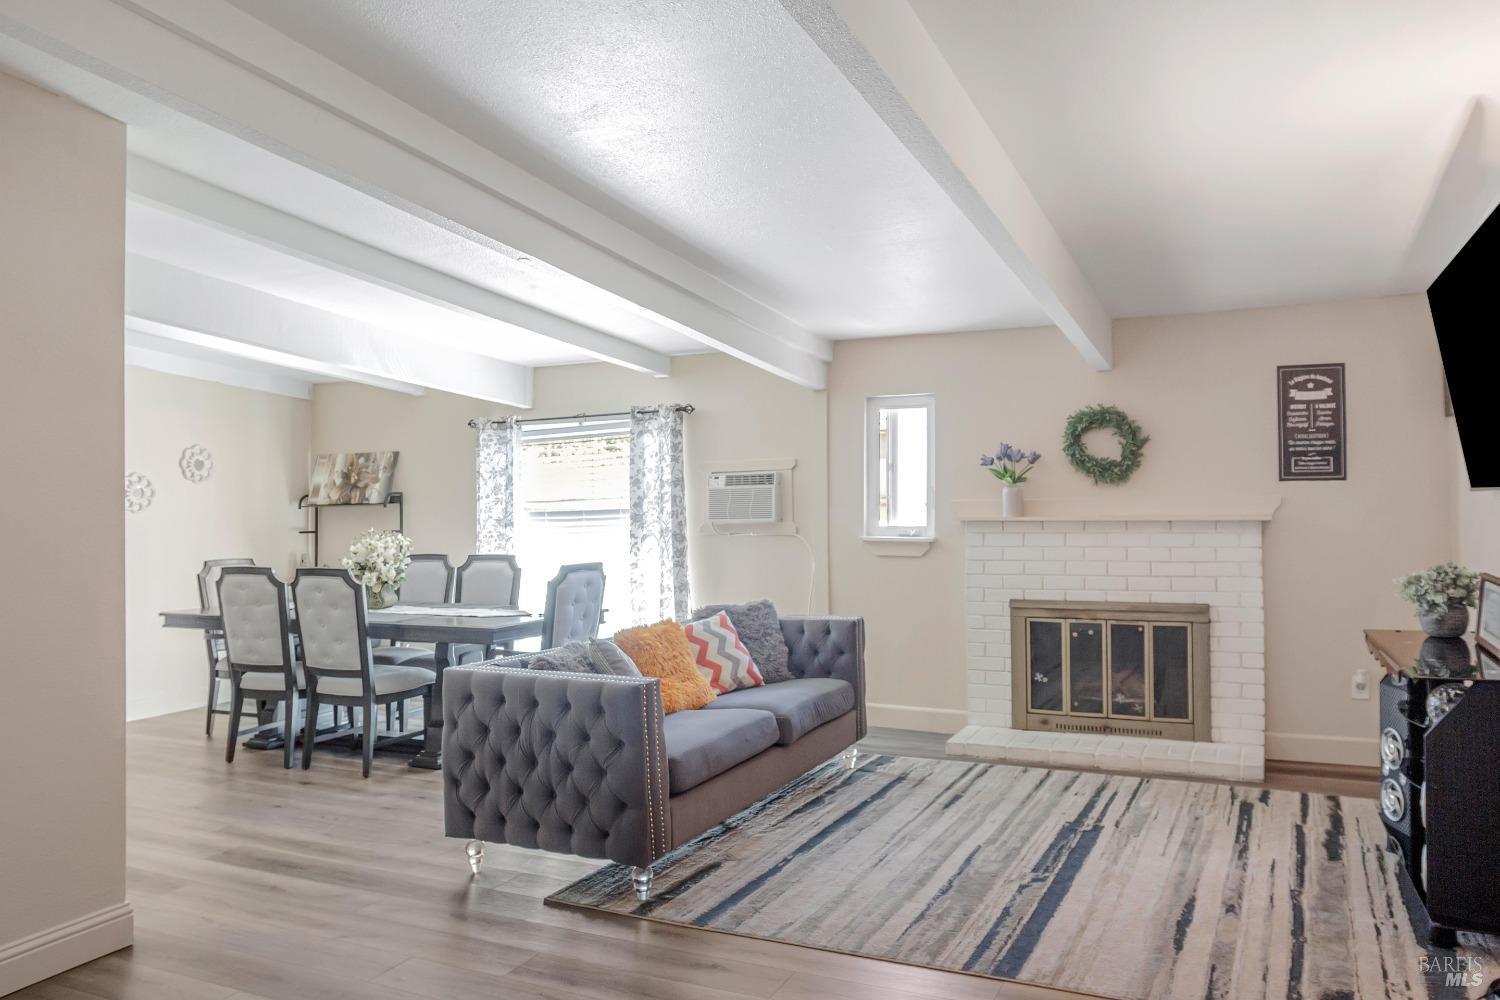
[707,470,781,525]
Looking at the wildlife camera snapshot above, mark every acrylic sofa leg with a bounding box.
[842,746,860,770]
[465,839,484,876]
[630,865,653,900]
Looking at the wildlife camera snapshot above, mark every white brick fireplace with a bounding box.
[946,498,1280,781]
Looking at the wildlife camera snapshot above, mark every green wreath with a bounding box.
[1062,404,1149,485]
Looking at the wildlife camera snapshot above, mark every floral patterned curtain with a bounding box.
[629,404,690,622]
[475,417,520,554]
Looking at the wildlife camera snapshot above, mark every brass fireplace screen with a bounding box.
[1010,600,1212,742]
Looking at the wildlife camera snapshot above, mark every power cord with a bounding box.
[708,521,818,613]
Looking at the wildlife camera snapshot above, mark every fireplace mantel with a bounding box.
[953,495,1282,523]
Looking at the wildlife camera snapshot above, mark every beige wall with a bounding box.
[125,368,311,721]
[311,297,1452,766]
[310,352,828,617]
[828,295,1454,763]
[0,73,132,991]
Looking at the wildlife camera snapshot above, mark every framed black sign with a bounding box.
[1278,363,1346,481]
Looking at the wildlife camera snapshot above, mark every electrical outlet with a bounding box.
[1351,668,1370,700]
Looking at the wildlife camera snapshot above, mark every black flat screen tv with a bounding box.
[1428,200,1500,488]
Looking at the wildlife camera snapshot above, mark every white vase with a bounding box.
[1001,484,1025,518]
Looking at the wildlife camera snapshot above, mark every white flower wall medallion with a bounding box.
[179,444,213,483]
[125,472,154,513]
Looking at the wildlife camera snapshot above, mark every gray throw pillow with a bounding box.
[527,640,594,673]
[528,638,642,677]
[689,599,791,683]
[588,639,641,677]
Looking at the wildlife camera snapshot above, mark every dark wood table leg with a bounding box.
[408,641,450,770]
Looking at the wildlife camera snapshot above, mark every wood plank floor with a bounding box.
[14,714,1375,1000]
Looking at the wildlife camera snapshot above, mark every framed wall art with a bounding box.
[1277,363,1346,481]
[307,451,399,505]
[1475,572,1500,660]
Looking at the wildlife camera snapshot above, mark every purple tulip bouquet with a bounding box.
[980,443,1041,484]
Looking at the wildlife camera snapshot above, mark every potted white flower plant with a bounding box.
[1396,562,1479,638]
[342,528,413,609]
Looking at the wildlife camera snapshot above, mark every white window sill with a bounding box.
[860,535,934,557]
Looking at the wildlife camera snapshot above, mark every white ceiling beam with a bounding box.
[0,0,830,388]
[126,157,674,377]
[127,316,423,398]
[783,0,1114,370]
[126,256,534,406]
[125,331,315,400]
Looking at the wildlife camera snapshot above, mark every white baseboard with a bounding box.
[0,902,133,996]
[127,690,206,722]
[867,703,967,734]
[1265,731,1378,768]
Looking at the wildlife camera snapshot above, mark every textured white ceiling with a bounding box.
[0,23,700,362]
[909,0,1500,318]
[222,0,1050,337]
[18,0,1483,391]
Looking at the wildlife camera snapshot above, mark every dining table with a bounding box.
[160,602,543,769]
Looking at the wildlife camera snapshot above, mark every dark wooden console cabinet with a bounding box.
[1364,629,1500,946]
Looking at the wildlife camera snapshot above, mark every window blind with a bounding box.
[513,420,630,622]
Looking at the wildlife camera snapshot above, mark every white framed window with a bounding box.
[864,393,935,540]
[514,416,630,631]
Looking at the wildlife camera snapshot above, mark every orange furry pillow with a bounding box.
[613,620,716,714]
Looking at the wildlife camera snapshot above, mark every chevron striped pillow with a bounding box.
[684,611,764,694]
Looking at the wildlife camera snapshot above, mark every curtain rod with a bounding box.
[467,404,693,429]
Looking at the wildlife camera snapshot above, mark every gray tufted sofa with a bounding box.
[441,615,864,896]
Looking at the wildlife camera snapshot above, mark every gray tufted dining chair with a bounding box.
[373,553,454,668]
[292,568,435,778]
[400,553,455,603]
[216,566,304,768]
[372,553,454,728]
[198,557,255,738]
[454,554,520,606]
[541,562,606,649]
[452,554,521,661]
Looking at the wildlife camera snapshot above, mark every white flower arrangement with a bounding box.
[342,528,412,596]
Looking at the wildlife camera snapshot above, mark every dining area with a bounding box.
[161,543,607,777]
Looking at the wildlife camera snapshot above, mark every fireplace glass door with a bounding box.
[1152,623,1192,720]
[1021,609,1204,740]
[1108,623,1148,718]
[1027,619,1064,713]
[1068,621,1105,714]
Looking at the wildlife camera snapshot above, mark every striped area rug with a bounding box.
[547,755,1499,999]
